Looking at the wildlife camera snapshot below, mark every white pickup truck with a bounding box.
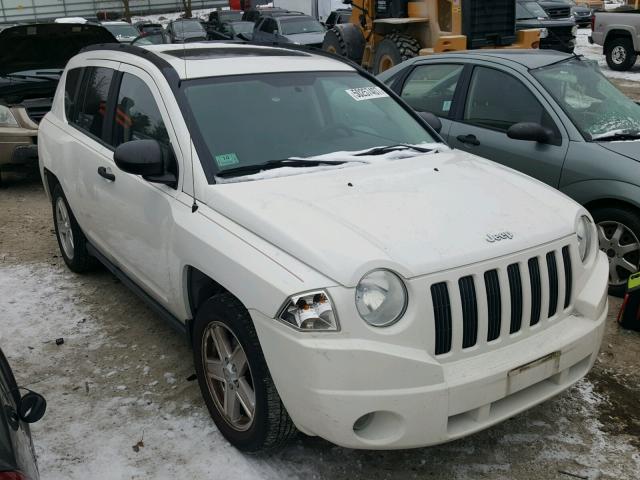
[590,9,640,71]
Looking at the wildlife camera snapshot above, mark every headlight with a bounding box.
[571,25,578,36]
[576,215,594,263]
[0,105,18,127]
[355,269,407,327]
[539,28,549,39]
[278,290,338,331]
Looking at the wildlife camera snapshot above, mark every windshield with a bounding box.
[533,58,640,140]
[230,22,254,34]
[175,20,204,33]
[182,72,437,179]
[104,24,139,37]
[279,17,325,35]
[516,2,549,19]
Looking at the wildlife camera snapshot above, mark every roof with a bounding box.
[437,49,574,70]
[83,42,355,80]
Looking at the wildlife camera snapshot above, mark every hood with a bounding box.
[598,141,640,162]
[0,23,117,75]
[203,152,579,286]
[283,32,326,45]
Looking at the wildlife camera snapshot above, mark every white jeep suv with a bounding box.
[38,42,609,452]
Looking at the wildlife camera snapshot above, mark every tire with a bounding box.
[590,205,640,297]
[322,24,365,64]
[373,33,420,74]
[193,294,296,452]
[51,183,96,273]
[605,37,637,71]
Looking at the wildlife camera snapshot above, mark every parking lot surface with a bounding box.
[1,171,638,480]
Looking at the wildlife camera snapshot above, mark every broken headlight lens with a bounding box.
[278,291,338,331]
[355,269,407,327]
[0,105,18,127]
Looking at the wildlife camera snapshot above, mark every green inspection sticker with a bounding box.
[215,153,240,168]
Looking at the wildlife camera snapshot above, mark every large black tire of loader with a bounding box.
[322,24,365,64]
[373,33,420,74]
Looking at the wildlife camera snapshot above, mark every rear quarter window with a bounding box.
[64,68,82,122]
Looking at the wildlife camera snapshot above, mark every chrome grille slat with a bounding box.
[431,244,575,356]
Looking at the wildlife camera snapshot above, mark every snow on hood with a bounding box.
[204,150,580,286]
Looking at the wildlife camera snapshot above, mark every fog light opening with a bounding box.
[353,412,374,432]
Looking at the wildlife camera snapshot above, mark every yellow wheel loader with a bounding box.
[323,0,541,73]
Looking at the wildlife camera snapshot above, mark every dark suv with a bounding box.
[517,0,578,52]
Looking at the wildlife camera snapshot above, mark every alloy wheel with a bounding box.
[611,46,627,65]
[55,197,74,260]
[597,220,640,286]
[202,322,256,431]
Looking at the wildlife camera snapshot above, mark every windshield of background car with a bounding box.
[105,24,139,37]
[182,71,436,178]
[230,22,254,35]
[532,58,640,140]
[516,2,549,19]
[279,17,325,34]
[176,20,204,33]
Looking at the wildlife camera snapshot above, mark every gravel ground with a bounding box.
[1,169,639,480]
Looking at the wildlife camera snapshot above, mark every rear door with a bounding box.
[447,63,569,188]
[393,61,468,141]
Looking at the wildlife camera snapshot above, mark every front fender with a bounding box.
[560,179,640,210]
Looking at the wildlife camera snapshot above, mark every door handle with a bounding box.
[456,134,481,146]
[97,166,116,182]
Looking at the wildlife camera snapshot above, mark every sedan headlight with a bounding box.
[0,105,18,127]
[355,269,407,327]
[278,290,338,331]
[577,215,594,263]
[539,28,549,39]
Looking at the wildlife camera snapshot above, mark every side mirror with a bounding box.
[114,139,177,187]
[507,122,553,143]
[18,391,46,424]
[419,111,442,134]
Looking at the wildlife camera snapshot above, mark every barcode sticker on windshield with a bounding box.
[345,87,388,101]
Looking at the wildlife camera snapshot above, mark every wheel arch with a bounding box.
[584,197,640,217]
[561,179,640,214]
[43,168,60,201]
[604,28,634,47]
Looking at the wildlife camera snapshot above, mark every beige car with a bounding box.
[0,22,116,183]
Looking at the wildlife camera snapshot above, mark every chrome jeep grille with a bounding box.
[431,244,574,356]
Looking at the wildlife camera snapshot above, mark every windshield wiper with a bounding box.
[592,130,640,142]
[216,158,349,178]
[2,72,60,82]
[354,144,434,156]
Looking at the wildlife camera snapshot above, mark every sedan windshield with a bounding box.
[532,58,640,140]
[516,2,549,19]
[182,71,437,179]
[104,24,139,38]
[279,17,325,35]
[175,20,204,33]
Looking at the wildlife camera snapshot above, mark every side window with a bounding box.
[113,73,170,149]
[400,64,464,117]
[74,67,114,141]
[464,67,557,135]
[262,18,276,33]
[64,68,82,122]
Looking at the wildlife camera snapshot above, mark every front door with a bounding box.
[448,65,569,188]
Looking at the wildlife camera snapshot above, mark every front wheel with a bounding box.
[193,294,296,452]
[591,206,640,297]
[605,37,637,71]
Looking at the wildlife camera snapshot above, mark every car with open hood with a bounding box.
[0,23,116,183]
[39,42,608,452]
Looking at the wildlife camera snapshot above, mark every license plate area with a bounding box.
[507,351,561,395]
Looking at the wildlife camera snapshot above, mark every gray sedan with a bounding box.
[379,50,640,295]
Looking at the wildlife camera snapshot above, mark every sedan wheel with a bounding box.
[202,322,255,431]
[597,221,640,287]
